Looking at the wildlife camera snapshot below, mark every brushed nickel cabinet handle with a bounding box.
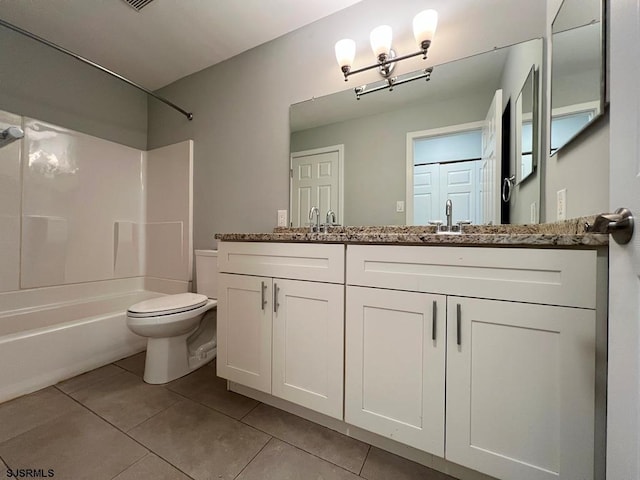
[432,300,437,341]
[273,283,280,313]
[456,303,462,346]
[261,281,267,311]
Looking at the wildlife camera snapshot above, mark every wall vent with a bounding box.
[122,0,155,12]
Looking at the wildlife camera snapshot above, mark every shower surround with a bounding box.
[0,108,193,401]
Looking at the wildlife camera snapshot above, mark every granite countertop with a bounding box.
[214,216,609,248]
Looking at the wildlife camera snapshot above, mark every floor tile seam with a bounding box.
[56,364,128,395]
[107,452,151,480]
[57,388,196,479]
[120,394,184,433]
[358,445,372,477]
[239,401,261,422]
[237,421,369,476]
[231,435,275,480]
[114,360,144,377]
[161,387,256,424]
[63,369,150,401]
[119,393,273,480]
[57,379,182,435]
[0,396,147,480]
[1,387,85,447]
[107,452,198,480]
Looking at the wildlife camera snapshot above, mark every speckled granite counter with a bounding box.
[215,216,609,247]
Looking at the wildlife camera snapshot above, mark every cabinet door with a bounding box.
[217,273,272,394]
[446,297,595,480]
[272,279,344,419]
[345,286,446,455]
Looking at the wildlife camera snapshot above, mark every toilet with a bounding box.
[126,250,218,384]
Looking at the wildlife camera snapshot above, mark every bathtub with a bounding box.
[0,278,163,403]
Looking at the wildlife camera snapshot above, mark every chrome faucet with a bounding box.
[326,209,336,226]
[445,199,453,229]
[308,206,320,232]
[323,209,337,233]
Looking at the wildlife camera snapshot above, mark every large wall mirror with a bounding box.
[550,0,606,155]
[290,38,542,227]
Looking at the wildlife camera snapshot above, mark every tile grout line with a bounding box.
[238,400,262,422]
[1,453,11,472]
[107,452,152,480]
[231,435,274,480]
[56,360,370,480]
[70,363,365,476]
[358,445,372,478]
[56,364,128,396]
[236,416,369,477]
[54,385,196,480]
[161,382,260,425]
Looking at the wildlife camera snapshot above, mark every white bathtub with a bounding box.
[0,278,163,403]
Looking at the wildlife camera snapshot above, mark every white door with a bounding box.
[413,163,440,224]
[481,90,502,225]
[446,296,595,480]
[607,1,640,477]
[272,278,344,419]
[440,160,479,224]
[345,286,446,456]
[217,274,272,394]
[290,145,343,227]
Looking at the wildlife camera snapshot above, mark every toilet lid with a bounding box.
[127,293,208,318]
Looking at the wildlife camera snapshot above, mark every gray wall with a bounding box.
[147,0,545,247]
[291,92,489,225]
[0,27,147,149]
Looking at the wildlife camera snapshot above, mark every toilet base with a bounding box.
[143,313,217,384]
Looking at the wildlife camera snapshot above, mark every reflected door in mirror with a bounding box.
[290,145,343,227]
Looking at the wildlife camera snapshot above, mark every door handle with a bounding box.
[502,175,516,202]
[261,281,267,311]
[273,283,280,313]
[585,207,634,245]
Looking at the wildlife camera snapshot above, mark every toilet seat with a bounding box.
[127,293,208,318]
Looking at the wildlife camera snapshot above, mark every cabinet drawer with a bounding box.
[218,242,344,283]
[347,245,597,308]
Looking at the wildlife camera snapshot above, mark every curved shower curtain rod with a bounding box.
[0,18,193,121]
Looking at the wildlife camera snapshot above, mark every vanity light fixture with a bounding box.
[335,9,438,98]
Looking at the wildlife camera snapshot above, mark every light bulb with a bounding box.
[370,25,392,58]
[413,9,438,48]
[335,38,356,68]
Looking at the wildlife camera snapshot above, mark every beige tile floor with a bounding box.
[0,354,457,480]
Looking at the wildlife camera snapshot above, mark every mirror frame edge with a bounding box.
[549,0,608,157]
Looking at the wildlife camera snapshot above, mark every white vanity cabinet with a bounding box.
[345,286,446,456]
[217,273,273,393]
[346,245,600,480]
[217,242,345,419]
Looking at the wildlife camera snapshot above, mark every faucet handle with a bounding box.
[428,220,443,225]
[456,220,471,233]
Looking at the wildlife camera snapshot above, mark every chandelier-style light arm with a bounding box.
[342,42,431,81]
[354,67,433,100]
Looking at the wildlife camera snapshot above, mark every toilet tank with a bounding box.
[194,250,218,299]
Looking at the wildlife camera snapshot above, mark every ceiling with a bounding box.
[0,0,364,90]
